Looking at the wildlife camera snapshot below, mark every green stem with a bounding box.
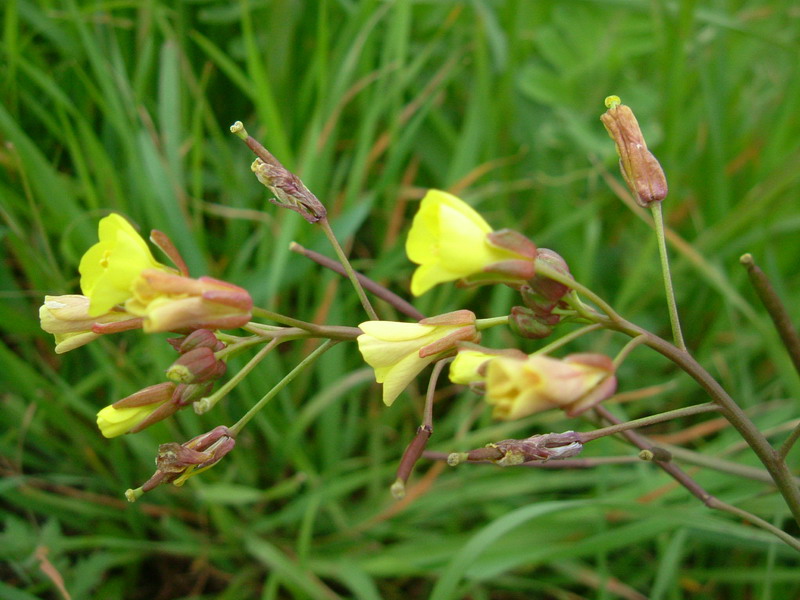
[663,443,800,487]
[546,269,800,527]
[476,315,509,330]
[615,321,800,526]
[536,263,624,322]
[533,323,604,355]
[740,253,800,378]
[709,501,800,553]
[613,334,649,368]
[229,340,336,436]
[779,421,800,461]
[195,339,281,415]
[250,308,362,340]
[318,217,379,321]
[580,403,719,443]
[651,202,686,351]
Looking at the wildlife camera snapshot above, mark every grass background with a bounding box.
[2,0,800,598]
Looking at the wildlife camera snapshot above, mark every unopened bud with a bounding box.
[168,329,225,353]
[601,96,668,207]
[166,347,227,384]
[172,381,216,406]
[509,306,555,339]
[251,158,327,223]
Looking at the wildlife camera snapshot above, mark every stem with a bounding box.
[290,242,425,320]
[476,315,509,330]
[740,253,800,378]
[600,320,800,526]
[779,422,800,461]
[662,444,800,487]
[709,500,800,553]
[579,403,719,443]
[552,268,800,526]
[594,406,800,552]
[613,334,649,368]
[228,340,336,436]
[536,263,624,322]
[391,359,448,499]
[251,307,362,340]
[195,339,280,415]
[533,323,605,355]
[318,217,379,321]
[651,202,686,350]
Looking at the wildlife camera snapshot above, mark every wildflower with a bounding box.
[96,382,179,438]
[79,214,172,316]
[357,310,480,406]
[126,426,236,501]
[39,294,141,353]
[486,353,617,420]
[126,270,253,333]
[405,190,537,296]
[600,96,668,207]
[448,346,526,386]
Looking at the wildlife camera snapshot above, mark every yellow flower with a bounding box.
[449,349,497,385]
[357,310,479,406]
[486,353,617,420]
[79,214,170,316]
[96,382,178,438]
[39,294,139,353]
[405,190,535,296]
[126,270,253,333]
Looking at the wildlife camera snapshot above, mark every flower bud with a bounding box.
[166,347,227,384]
[127,270,253,333]
[39,295,140,353]
[96,382,179,438]
[168,329,226,353]
[172,381,216,406]
[601,96,668,207]
[455,432,584,467]
[509,306,555,340]
[129,426,237,498]
[251,158,327,223]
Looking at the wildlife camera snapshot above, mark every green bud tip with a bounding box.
[638,449,654,461]
[739,253,754,266]
[193,397,212,415]
[125,487,143,502]
[604,95,621,109]
[229,121,249,140]
[166,364,193,384]
[390,479,406,500]
[446,452,469,466]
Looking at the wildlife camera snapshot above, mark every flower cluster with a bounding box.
[39,108,637,502]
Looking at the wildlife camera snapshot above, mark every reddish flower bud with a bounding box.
[166,347,227,384]
[168,329,226,353]
[509,306,555,340]
[601,96,668,207]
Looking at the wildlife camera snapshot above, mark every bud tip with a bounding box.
[230,121,248,140]
[390,478,406,499]
[604,95,621,109]
[446,452,468,467]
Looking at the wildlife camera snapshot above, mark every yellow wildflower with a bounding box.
[357,310,479,406]
[79,214,170,316]
[486,353,617,420]
[405,190,536,296]
[39,294,139,353]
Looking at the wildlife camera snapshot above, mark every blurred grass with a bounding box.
[2,0,800,598]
